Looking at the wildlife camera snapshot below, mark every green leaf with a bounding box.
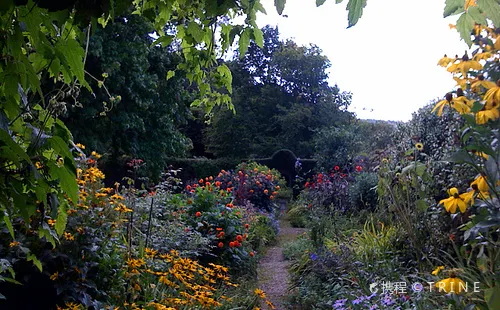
[253,28,264,48]
[152,35,173,47]
[444,0,465,17]
[166,70,176,80]
[239,28,252,57]
[49,163,78,203]
[27,253,43,272]
[0,129,31,165]
[55,206,68,237]
[477,0,500,27]
[468,6,487,25]
[346,0,367,28]
[444,149,475,164]
[316,0,327,6]
[187,22,205,42]
[1,213,15,239]
[485,285,500,309]
[274,0,286,15]
[456,12,475,46]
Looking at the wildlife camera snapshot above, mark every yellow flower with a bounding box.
[435,277,466,294]
[437,54,454,67]
[35,162,43,169]
[464,0,476,10]
[50,272,59,281]
[473,51,492,61]
[484,80,500,104]
[48,219,56,226]
[254,288,266,299]
[453,76,468,89]
[64,232,74,241]
[471,76,497,93]
[415,143,424,151]
[438,187,470,213]
[75,143,85,150]
[471,175,489,193]
[91,151,102,159]
[432,93,453,116]
[9,241,20,247]
[476,108,499,124]
[432,266,445,276]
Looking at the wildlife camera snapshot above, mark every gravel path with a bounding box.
[257,214,307,310]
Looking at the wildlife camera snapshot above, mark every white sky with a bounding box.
[255,0,468,121]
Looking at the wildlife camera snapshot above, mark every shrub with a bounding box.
[348,172,379,212]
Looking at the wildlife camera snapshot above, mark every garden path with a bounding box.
[257,210,307,310]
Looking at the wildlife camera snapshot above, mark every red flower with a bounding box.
[186,185,192,190]
[305,182,310,188]
[229,241,235,248]
[334,166,340,171]
[355,165,362,172]
[236,235,243,242]
[198,179,203,184]
[215,181,221,187]
[218,242,224,248]
[195,211,201,217]
[249,252,255,257]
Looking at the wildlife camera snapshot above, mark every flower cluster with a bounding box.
[434,24,500,124]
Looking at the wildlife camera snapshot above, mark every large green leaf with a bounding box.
[477,0,500,27]
[274,0,286,15]
[239,28,252,57]
[456,12,474,46]
[444,0,465,17]
[468,6,487,24]
[346,0,367,28]
[485,285,500,309]
[55,205,68,237]
[27,253,42,272]
[316,0,327,6]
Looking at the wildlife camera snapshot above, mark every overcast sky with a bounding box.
[255,0,468,121]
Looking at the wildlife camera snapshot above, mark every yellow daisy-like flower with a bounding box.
[476,108,499,124]
[254,288,266,299]
[75,143,85,150]
[471,75,497,93]
[432,266,445,276]
[484,80,500,103]
[438,187,471,213]
[432,93,454,116]
[91,151,102,159]
[471,175,489,193]
[415,143,424,151]
[453,76,468,89]
[437,54,454,67]
[435,276,466,294]
[473,51,492,61]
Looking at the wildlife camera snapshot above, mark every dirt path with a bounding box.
[257,213,307,310]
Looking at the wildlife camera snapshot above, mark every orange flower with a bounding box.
[245,223,250,229]
[249,252,255,257]
[264,189,269,195]
[236,235,243,242]
[218,242,224,248]
[199,179,203,184]
[229,242,235,248]
[215,181,221,187]
[195,211,201,217]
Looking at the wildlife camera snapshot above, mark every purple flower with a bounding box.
[369,305,378,310]
[333,298,347,309]
[310,253,318,261]
[352,298,362,305]
[381,294,395,306]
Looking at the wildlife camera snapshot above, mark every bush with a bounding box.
[348,172,379,212]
